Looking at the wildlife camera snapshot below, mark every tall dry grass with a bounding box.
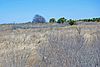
[0,25,100,67]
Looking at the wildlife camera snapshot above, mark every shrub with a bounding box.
[68,19,76,25]
[57,17,66,24]
[49,18,56,23]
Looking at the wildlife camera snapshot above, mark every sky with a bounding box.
[0,0,100,24]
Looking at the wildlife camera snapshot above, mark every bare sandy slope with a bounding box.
[0,25,100,67]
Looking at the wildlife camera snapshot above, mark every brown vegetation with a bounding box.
[0,25,100,67]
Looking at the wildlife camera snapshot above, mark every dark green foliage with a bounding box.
[94,18,100,22]
[57,17,66,24]
[68,19,76,25]
[79,18,100,22]
[49,18,56,23]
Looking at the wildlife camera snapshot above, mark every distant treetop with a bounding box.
[32,14,46,23]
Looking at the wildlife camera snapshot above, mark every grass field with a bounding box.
[0,23,100,67]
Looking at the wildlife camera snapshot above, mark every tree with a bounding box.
[49,18,56,23]
[96,18,100,22]
[32,14,46,23]
[78,18,100,22]
[68,19,76,25]
[57,17,66,23]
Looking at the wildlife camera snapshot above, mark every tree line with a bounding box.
[32,14,100,25]
[78,18,100,22]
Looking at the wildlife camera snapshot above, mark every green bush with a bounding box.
[49,18,56,23]
[57,17,66,24]
[68,19,76,25]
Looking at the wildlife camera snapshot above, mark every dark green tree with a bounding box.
[57,17,66,23]
[78,18,100,22]
[68,19,76,25]
[49,18,56,23]
[96,18,100,22]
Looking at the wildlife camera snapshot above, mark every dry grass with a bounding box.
[0,25,100,67]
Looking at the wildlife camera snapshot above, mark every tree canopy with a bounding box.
[57,17,66,24]
[32,14,46,23]
[78,18,100,22]
[49,18,56,23]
